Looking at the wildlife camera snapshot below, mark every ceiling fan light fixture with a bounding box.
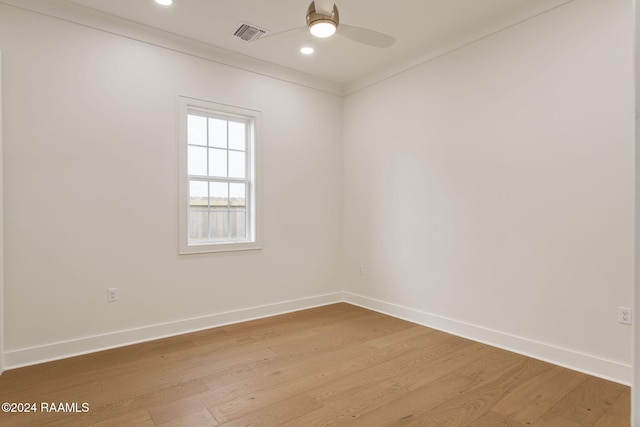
[309,22,336,38]
[306,1,339,38]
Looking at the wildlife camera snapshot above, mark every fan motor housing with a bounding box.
[306,1,339,29]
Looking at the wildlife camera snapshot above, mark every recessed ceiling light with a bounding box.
[300,46,315,55]
[154,0,173,6]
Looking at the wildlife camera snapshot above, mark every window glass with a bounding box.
[228,151,246,178]
[188,146,207,176]
[228,121,246,151]
[187,115,207,146]
[208,118,227,149]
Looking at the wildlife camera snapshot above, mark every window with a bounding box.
[179,97,260,254]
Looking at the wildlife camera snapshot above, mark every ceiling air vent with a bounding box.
[232,23,268,42]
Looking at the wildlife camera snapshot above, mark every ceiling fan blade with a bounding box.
[254,26,307,42]
[337,23,395,48]
[313,0,335,16]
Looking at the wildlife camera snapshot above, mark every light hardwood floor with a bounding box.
[0,303,630,426]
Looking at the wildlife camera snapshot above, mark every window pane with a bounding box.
[208,118,227,149]
[210,182,228,208]
[189,209,210,241]
[230,183,246,208]
[229,209,246,239]
[188,115,207,146]
[209,148,227,177]
[189,180,209,242]
[229,183,246,240]
[208,183,228,240]
[228,151,246,178]
[209,209,228,240]
[228,121,246,151]
[188,146,207,176]
[189,180,208,205]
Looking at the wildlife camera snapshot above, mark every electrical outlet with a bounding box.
[107,288,118,302]
[618,307,632,325]
[358,265,364,275]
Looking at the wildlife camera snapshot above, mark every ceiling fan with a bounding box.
[257,0,395,48]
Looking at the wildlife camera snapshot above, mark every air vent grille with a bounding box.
[233,23,268,42]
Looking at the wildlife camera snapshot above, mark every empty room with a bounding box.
[0,0,638,425]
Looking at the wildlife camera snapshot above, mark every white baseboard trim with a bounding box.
[4,291,632,386]
[4,292,344,370]
[343,292,632,386]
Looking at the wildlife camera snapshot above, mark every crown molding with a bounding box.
[0,0,344,96]
[344,0,576,95]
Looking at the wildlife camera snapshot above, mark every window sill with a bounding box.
[179,241,262,255]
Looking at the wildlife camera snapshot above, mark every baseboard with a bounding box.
[4,291,632,386]
[343,292,632,386]
[4,292,345,370]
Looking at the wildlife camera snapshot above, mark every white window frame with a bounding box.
[178,96,261,254]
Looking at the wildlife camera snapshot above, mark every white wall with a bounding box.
[343,0,635,382]
[0,4,343,366]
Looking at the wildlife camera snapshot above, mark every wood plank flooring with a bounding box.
[0,303,630,426]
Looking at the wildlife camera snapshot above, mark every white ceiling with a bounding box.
[63,0,573,86]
